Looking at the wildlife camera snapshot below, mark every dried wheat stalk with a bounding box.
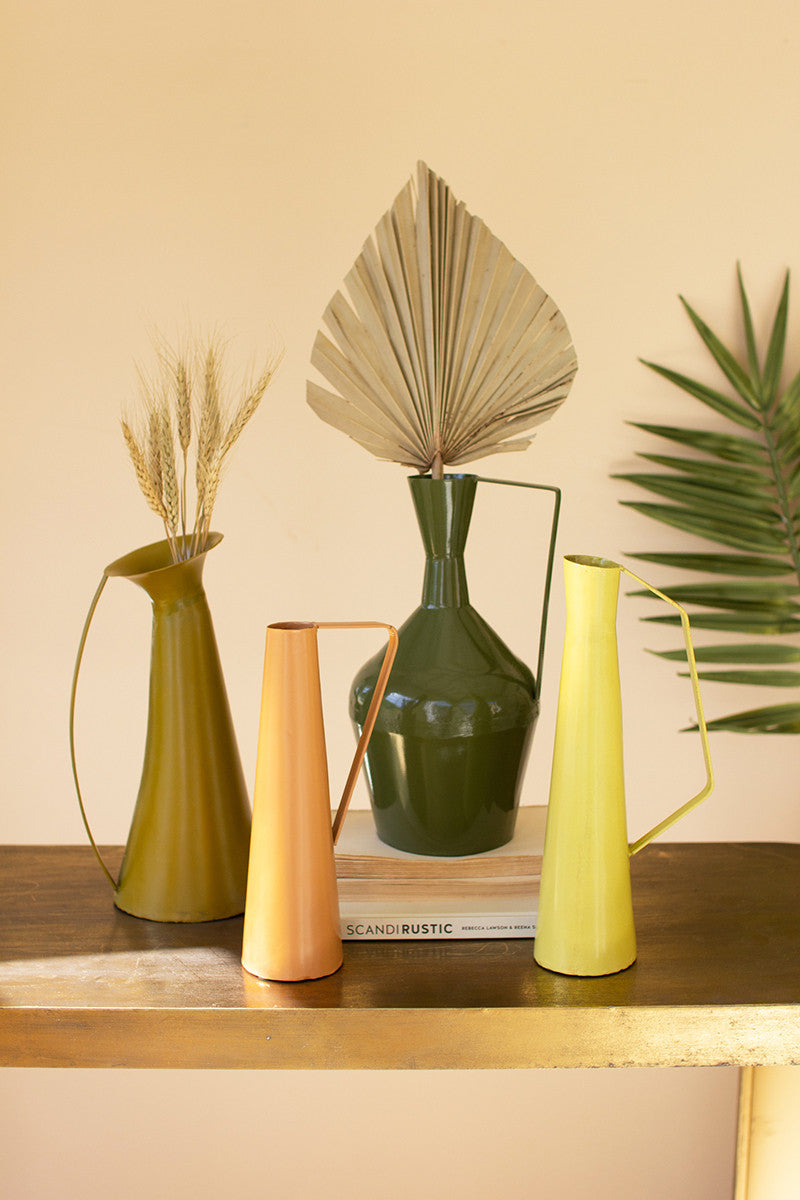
[123,334,283,561]
[307,162,578,477]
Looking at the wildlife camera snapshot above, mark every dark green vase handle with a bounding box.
[69,574,118,889]
[475,477,561,701]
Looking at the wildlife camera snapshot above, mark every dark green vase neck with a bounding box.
[409,474,477,608]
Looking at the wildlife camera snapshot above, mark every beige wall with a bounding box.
[2,1,797,1196]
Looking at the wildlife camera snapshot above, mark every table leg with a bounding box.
[734,1066,800,1198]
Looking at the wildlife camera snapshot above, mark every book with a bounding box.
[334,804,545,878]
[334,806,544,940]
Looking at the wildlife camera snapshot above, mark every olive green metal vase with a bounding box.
[351,474,559,856]
[70,533,252,921]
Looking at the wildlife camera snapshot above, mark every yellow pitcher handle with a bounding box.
[68,574,118,889]
[622,567,714,856]
[315,622,399,845]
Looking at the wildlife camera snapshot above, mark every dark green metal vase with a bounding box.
[351,474,553,856]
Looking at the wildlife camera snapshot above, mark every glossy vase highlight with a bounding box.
[70,534,252,922]
[351,473,559,857]
[242,621,397,982]
[534,555,714,977]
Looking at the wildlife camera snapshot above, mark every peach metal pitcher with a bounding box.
[241,620,398,982]
[534,555,714,977]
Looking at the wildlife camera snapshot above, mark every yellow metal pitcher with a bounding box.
[242,621,398,982]
[534,555,714,977]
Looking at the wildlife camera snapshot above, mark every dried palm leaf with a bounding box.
[307,162,578,475]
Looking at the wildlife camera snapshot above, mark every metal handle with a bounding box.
[68,574,118,890]
[623,567,714,856]
[475,477,561,701]
[315,622,399,845]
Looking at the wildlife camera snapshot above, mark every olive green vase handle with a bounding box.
[68,574,118,889]
[475,477,561,701]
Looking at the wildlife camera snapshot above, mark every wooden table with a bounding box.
[1,842,798,1071]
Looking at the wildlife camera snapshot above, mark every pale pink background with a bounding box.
[2,1,798,1195]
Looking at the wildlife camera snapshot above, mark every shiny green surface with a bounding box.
[105,535,251,921]
[351,475,537,855]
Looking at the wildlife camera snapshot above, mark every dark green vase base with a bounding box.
[366,724,535,857]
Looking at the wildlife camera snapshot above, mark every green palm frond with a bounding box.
[615,266,800,734]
